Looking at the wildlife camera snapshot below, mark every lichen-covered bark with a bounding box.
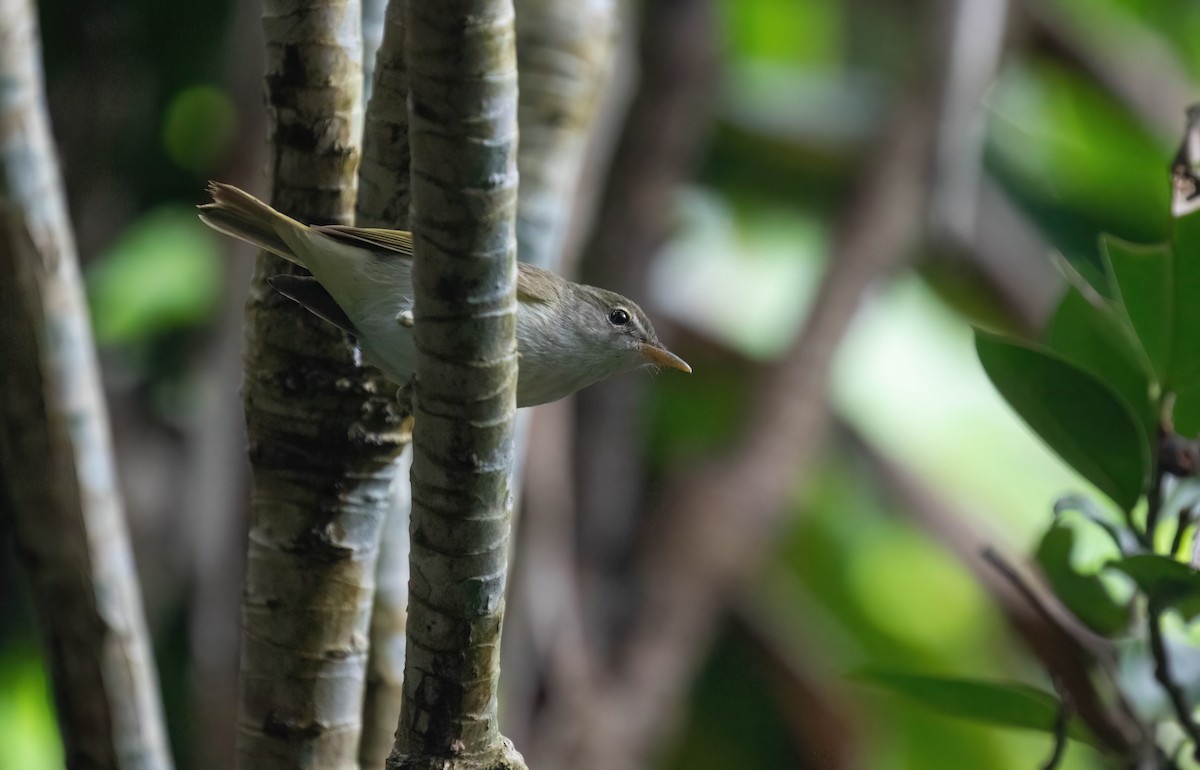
[237,1,408,767]
[386,1,525,768]
[0,1,172,767]
[356,1,416,764]
[514,0,616,270]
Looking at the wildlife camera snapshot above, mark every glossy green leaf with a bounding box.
[1174,380,1200,436]
[976,332,1150,511]
[853,669,1097,746]
[1044,286,1156,439]
[1035,520,1130,636]
[1108,554,1200,621]
[1169,210,1200,388]
[1103,236,1172,382]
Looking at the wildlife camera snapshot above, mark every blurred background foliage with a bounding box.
[2,0,1197,767]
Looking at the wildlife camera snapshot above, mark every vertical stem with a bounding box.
[388,0,524,767]
[0,0,172,766]
[513,0,616,270]
[1148,600,1200,760]
[357,2,416,763]
[237,1,408,767]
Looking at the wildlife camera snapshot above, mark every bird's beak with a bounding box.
[641,343,692,373]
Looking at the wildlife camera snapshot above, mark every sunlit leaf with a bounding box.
[852,669,1097,746]
[976,332,1150,511]
[1035,520,1130,636]
[1103,235,1172,383]
[1044,286,1156,439]
[1108,554,1200,621]
[1053,494,1138,555]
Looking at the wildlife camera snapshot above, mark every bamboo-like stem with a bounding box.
[236,1,408,767]
[359,0,412,231]
[0,1,172,767]
[356,2,416,764]
[386,0,525,767]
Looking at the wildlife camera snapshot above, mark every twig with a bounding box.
[982,549,1080,645]
[1040,680,1072,770]
[1145,463,1166,549]
[1170,506,1194,559]
[1148,600,1200,761]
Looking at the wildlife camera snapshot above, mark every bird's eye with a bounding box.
[608,308,630,326]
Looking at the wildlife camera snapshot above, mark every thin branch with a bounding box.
[1170,506,1194,559]
[356,0,417,763]
[842,420,1150,760]
[1146,456,1167,547]
[0,1,173,767]
[1148,601,1200,761]
[1040,679,1072,770]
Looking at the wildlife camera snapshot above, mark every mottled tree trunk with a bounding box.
[385,0,525,768]
[0,0,172,767]
[236,1,408,767]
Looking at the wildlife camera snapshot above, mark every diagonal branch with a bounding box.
[0,0,172,766]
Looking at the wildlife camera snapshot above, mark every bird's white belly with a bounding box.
[354,313,418,387]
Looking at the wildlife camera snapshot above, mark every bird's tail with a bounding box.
[197,182,308,268]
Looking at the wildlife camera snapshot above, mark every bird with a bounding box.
[197,182,690,407]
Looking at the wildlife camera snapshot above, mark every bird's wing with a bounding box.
[515,263,559,304]
[314,225,559,305]
[313,225,415,258]
[267,275,359,338]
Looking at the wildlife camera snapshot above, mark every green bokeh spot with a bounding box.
[87,206,223,345]
[162,84,237,173]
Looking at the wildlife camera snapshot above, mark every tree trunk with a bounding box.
[236,1,408,767]
[386,0,524,768]
[0,0,172,766]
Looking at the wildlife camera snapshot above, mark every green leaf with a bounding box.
[1108,554,1200,621]
[852,669,1097,746]
[1053,495,1138,555]
[86,207,223,345]
[1102,236,1172,383]
[1044,286,1156,440]
[1035,520,1130,636]
[976,332,1150,511]
[1170,210,1200,389]
[1174,380,1200,437]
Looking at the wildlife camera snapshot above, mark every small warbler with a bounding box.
[198,182,690,407]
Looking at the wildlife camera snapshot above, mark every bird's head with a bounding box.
[513,266,690,405]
